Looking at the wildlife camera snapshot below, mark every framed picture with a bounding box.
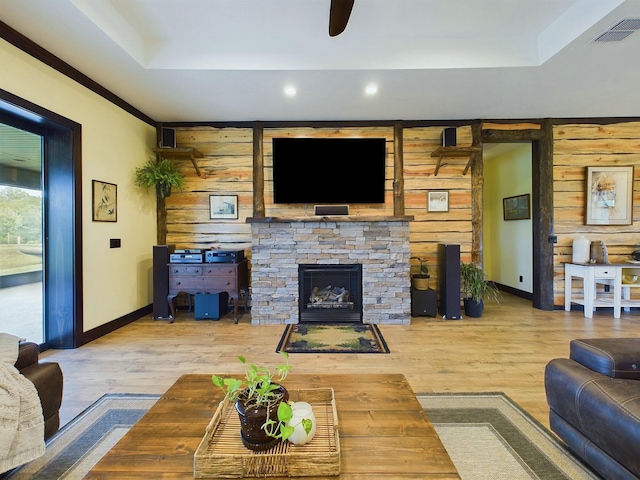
[92,180,117,222]
[586,166,634,225]
[427,190,449,212]
[209,195,238,219]
[503,194,530,221]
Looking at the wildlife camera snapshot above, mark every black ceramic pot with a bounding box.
[463,298,483,318]
[156,184,172,198]
[235,384,289,451]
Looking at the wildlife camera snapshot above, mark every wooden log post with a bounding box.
[393,121,405,216]
[470,120,483,265]
[533,118,554,310]
[154,125,166,245]
[253,122,265,218]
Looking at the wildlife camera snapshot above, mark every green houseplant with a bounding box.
[410,256,430,290]
[460,262,499,318]
[134,158,185,198]
[212,352,312,451]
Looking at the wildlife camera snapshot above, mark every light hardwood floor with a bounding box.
[41,293,640,431]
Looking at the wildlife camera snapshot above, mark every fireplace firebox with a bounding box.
[299,264,363,323]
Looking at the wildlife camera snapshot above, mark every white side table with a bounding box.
[565,263,640,318]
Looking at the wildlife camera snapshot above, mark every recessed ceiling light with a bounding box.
[284,85,297,97]
[365,83,379,96]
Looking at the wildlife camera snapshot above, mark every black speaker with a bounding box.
[153,245,174,319]
[314,205,349,215]
[438,244,461,319]
[195,292,229,320]
[160,127,176,148]
[441,127,457,147]
[411,288,437,317]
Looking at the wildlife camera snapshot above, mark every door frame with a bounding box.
[474,120,554,310]
[0,88,83,348]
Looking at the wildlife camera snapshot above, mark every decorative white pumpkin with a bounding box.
[286,401,316,445]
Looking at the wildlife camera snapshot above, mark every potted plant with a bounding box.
[134,158,185,198]
[410,256,430,290]
[460,262,499,318]
[212,352,313,451]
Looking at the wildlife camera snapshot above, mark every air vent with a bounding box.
[593,17,640,42]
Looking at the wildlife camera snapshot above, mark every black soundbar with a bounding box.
[314,205,349,215]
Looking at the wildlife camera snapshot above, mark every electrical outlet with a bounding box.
[519,275,523,283]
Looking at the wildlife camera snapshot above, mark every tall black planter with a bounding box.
[463,298,483,318]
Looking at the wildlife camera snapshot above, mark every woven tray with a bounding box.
[194,388,340,478]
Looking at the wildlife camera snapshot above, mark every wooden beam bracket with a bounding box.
[153,147,204,177]
[431,146,482,176]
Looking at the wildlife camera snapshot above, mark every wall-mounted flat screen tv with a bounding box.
[272,137,386,204]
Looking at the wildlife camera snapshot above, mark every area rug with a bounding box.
[418,392,599,480]
[4,392,597,480]
[3,393,161,480]
[276,323,390,354]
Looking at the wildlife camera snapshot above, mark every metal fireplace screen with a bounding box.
[298,264,363,323]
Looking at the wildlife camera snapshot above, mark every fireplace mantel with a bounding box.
[246,215,414,223]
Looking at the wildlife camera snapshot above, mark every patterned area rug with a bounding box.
[276,323,390,354]
[4,392,597,480]
[419,393,598,480]
[3,394,161,480]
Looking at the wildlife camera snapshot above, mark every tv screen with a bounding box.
[272,137,386,204]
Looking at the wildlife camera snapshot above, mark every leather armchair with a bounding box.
[14,342,63,440]
[545,338,640,480]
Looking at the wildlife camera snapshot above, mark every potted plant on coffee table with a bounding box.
[134,158,185,198]
[212,352,313,451]
[410,256,430,290]
[460,261,500,318]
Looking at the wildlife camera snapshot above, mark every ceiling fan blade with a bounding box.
[329,0,355,37]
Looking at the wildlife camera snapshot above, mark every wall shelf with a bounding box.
[153,147,204,177]
[431,146,482,176]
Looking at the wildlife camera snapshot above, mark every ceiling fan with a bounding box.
[329,0,355,36]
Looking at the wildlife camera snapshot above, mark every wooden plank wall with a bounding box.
[164,120,640,308]
[553,122,640,305]
[403,126,473,288]
[167,127,254,251]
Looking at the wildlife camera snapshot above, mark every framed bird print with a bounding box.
[92,180,117,222]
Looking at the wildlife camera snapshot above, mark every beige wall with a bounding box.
[0,39,157,331]
[484,144,533,292]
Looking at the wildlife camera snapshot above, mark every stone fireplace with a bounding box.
[247,216,412,325]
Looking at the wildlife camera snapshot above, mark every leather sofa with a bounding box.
[14,342,63,440]
[545,338,640,480]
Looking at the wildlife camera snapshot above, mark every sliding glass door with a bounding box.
[0,123,44,343]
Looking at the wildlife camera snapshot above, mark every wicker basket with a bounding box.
[194,388,340,478]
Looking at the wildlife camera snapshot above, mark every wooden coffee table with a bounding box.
[87,373,460,479]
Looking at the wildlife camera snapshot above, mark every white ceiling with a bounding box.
[0,0,639,122]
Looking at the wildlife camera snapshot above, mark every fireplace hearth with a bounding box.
[299,264,362,323]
